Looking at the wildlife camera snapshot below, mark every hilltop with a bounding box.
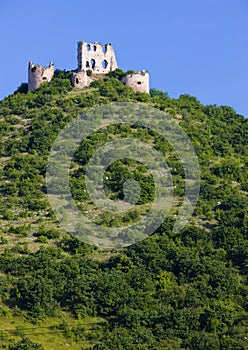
[0,70,248,349]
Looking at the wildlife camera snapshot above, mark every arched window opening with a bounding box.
[93,45,97,51]
[86,61,90,68]
[86,44,91,51]
[102,46,107,53]
[137,81,142,85]
[91,59,96,69]
[102,60,108,69]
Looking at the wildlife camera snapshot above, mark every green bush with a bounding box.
[86,69,93,77]
[8,337,44,350]
[33,227,60,239]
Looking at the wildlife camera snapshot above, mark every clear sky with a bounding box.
[0,0,247,117]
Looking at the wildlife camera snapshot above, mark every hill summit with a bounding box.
[0,72,247,349]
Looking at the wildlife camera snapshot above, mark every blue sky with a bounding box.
[0,0,247,117]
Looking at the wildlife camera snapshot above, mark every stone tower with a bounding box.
[77,41,118,73]
[121,70,149,93]
[28,61,54,91]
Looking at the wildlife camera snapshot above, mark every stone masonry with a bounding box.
[28,61,54,91]
[77,41,118,73]
[71,71,92,90]
[121,70,149,93]
[71,41,118,89]
[28,41,150,93]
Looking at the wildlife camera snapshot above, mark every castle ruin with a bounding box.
[28,61,54,91]
[77,41,118,73]
[71,41,118,89]
[121,70,149,94]
[28,41,149,93]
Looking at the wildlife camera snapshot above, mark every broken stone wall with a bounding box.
[77,42,118,73]
[28,62,54,91]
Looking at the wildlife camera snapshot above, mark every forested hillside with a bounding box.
[0,70,247,349]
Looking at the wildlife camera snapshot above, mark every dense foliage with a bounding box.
[0,70,247,349]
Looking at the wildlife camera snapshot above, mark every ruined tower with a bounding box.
[77,41,118,73]
[28,61,54,91]
[71,41,118,89]
[121,70,149,94]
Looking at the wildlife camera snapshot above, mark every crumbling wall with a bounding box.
[27,42,150,94]
[71,71,92,89]
[121,70,149,93]
[28,61,54,91]
[77,41,118,74]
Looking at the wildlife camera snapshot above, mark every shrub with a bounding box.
[86,69,93,77]
[8,337,44,349]
[33,227,60,239]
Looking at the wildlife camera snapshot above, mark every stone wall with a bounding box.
[27,42,150,94]
[71,71,93,89]
[28,61,54,91]
[121,70,149,93]
[77,41,118,74]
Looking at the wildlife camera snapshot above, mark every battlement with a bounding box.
[28,61,54,91]
[77,41,118,73]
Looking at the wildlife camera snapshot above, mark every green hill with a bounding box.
[0,70,247,349]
